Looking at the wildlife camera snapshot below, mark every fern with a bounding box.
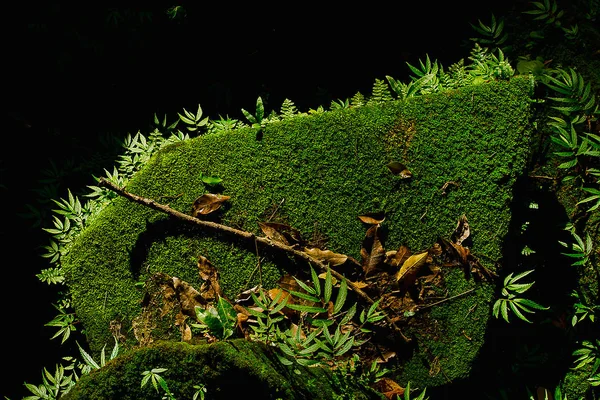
[522,0,565,27]
[280,98,299,119]
[367,78,394,105]
[350,92,365,107]
[37,266,66,285]
[330,98,350,110]
[405,55,442,94]
[544,67,598,117]
[469,14,510,53]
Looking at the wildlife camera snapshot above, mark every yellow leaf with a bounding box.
[396,251,428,283]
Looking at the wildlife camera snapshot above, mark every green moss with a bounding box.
[60,339,380,400]
[62,77,534,388]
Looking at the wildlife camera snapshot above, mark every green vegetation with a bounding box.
[14,1,599,399]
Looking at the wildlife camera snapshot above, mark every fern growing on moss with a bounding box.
[350,92,365,107]
[367,78,394,105]
[280,98,299,119]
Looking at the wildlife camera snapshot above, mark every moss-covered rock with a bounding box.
[61,76,534,393]
[60,339,382,400]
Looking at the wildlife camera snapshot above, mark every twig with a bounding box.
[98,177,410,343]
[254,238,263,286]
[267,198,285,222]
[417,288,476,311]
[528,175,557,180]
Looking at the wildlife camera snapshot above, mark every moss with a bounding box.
[61,77,534,389]
[60,339,380,400]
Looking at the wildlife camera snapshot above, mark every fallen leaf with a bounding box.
[429,241,442,256]
[268,288,292,306]
[304,247,348,266]
[396,251,429,284]
[349,280,369,289]
[358,211,386,225]
[318,272,338,285]
[451,214,470,245]
[197,256,222,302]
[172,276,207,317]
[373,377,405,399]
[258,222,304,246]
[361,225,385,277]
[191,193,230,217]
[385,245,412,268]
[386,161,412,179]
[235,285,261,304]
[377,351,396,363]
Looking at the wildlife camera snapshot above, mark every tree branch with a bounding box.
[98,177,411,343]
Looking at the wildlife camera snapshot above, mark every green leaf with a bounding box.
[340,303,357,326]
[335,336,355,357]
[509,300,533,323]
[286,303,327,313]
[514,298,549,310]
[333,278,348,314]
[501,300,509,322]
[200,173,223,185]
[289,290,321,303]
[324,268,332,304]
[293,276,317,296]
[310,265,321,296]
[77,341,100,370]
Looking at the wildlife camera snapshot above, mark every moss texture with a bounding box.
[60,339,382,400]
[62,76,534,391]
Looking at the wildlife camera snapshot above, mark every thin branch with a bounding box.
[98,178,411,343]
[416,288,476,311]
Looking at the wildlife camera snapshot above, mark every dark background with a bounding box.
[2,2,526,399]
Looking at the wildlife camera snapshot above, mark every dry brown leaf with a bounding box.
[386,161,412,179]
[385,245,412,268]
[373,377,405,399]
[172,277,207,317]
[358,211,386,225]
[268,288,292,306]
[429,241,442,256]
[175,312,192,342]
[304,247,348,266]
[377,351,397,363]
[361,225,385,277]
[396,251,429,283]
[258,222,304,246]
[191,193,231,217]
[451,214,470,245]
[278,274,301,293]
[349,280,369,289]
[197,256,222,302]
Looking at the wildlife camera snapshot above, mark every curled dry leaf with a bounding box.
[373,377,405,399]
[197,255,222,302]
[318,272,338,285]
[361,225,385,277]
[451,214,470,245]
[303,247,348,267]
[386,161,412,179]
[358,211,386,225]
[171,276,207,317]
[258,222,304,246]
[385,245,411,268]
[191,193,231,217]
[437,237,497,281]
